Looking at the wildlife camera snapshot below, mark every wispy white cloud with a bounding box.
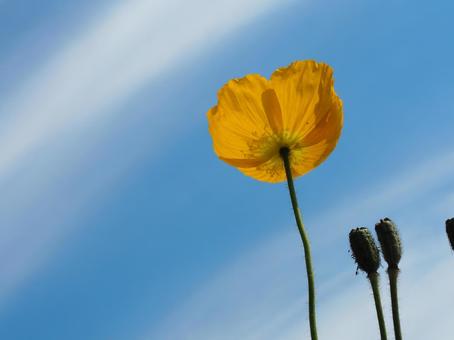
[0,0,289,180]
[0,0,288,307]
[149,148,454,339]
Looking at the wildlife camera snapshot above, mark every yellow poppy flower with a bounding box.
[207,60,343,183]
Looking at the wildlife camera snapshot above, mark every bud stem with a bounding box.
[388,268,402,340]
[280,147,318,340]
[368,272,388,340]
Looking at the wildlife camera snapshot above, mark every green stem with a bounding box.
[368,272,388,340]
[389,268,402,340]
[280,147,318,340]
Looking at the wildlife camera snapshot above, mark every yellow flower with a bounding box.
[207,60,343,183]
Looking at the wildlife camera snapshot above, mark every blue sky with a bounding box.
[1,0,454,339]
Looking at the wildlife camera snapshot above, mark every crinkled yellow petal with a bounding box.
[207,74,276,167]
[289,139,340,177]
[271,60,341,141]
[238,153,283,183]
[302,93,343,147]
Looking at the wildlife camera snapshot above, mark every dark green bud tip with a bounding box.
[349,227,380,275]
[375,217,402,270]
[446,218,454,251]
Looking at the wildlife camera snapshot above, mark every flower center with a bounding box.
[245,130,302,163]
[279,146,290,158]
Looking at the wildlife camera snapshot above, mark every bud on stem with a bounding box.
[349,227,380,275]
[375,217,403,340]
[349,227,387,340]
[375,218,402,270]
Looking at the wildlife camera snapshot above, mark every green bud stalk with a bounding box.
[349,227,387,340]
[375,218,403,340]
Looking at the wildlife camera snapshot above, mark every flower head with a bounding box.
[207,60,343,183]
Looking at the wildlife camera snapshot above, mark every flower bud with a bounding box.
[446,218,454,250]
[349,227,380,275]
[375,218,402,270]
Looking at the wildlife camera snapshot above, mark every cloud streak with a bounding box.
[0,0,287,308]
[0,0,287,180]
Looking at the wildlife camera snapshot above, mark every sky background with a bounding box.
[1,0,454,339]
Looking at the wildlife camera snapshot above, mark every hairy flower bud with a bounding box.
[375,218,402,270]
[349,227,380,275]
[446,218,454,250]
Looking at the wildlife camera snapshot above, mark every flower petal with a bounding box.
[302,95,343,147]
[290,139,340,177]
[271,60,341,140]
[207,74,273,163]
[238,153,285,183]
[218,156,268,168]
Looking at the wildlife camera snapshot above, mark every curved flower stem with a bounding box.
[280,147,318,340]
[388,268,402,340]
[368,272,388,340]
